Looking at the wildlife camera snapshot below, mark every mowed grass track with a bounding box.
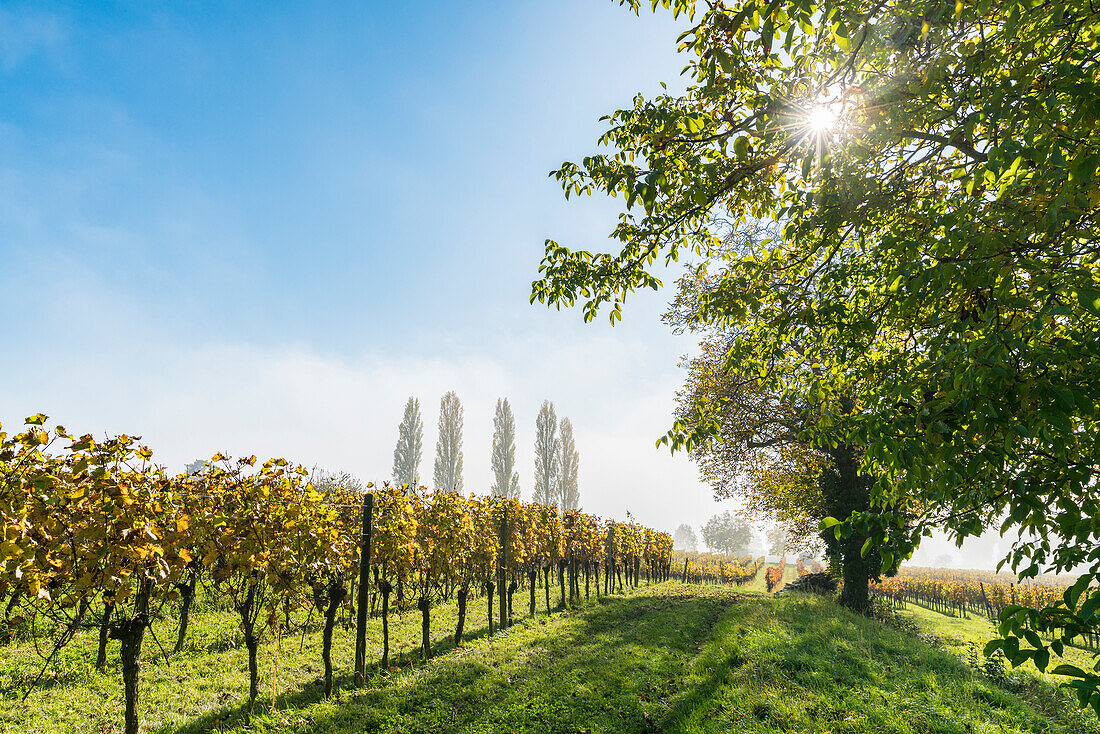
[2,584,1097,733]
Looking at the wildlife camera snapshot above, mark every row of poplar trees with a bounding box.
[391,393,580,512]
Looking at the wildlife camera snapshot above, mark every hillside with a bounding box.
[2,583,1096,734]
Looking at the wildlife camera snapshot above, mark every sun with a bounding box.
[806,104,838,135]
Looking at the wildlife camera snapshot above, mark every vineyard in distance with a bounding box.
[1,417,1097,734]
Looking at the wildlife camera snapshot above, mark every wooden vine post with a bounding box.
[354,491,374,685]
[499,506,509,630]
[605,524,614,596]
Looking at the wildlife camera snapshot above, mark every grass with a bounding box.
[1,580,1097,733]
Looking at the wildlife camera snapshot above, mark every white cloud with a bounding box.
[1,328,731,536]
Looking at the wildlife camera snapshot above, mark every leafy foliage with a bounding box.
[1,414,674,732]
[531,0,1100,712]
[700,511,754,556]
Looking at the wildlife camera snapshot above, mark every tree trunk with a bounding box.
[97,600,114,672]
[111,581,151,734]
[558,561,566,608]
[454,585,468,645]
[322,582,347,698]
[570,556,578,601]
[823,427,875,615]
[507,580,515,625]
[245,629,259,710]
[486,581,495,635]
[528,571,537,615]
[173,575,197,654]
[418,595,431,660]
[380,580,392,669]
[543,565,551,614]
[234,577,262,713]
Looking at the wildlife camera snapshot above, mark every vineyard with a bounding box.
[796,558,824,577]
[671,551,818,595]
[673,551,764,586]
[873,567,1100,652]
[0,416,673,734]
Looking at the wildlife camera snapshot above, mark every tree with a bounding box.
[932,553,955,569]
[433,392,464,492]
[531,0,1100,709]
[184,459,207,475]
[765,526,787,557]
[672,523,698,552]
[311,467,364,495]
[532,401,559,506]
[556,418,580,511]
[393,397,423,488]
[491,398,520,498]
[665,243,885,608]
[700,512,754,556]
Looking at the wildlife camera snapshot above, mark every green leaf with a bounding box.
[1077,287,1100,317]
[1051,664,1088,678]
[734,136,750,161]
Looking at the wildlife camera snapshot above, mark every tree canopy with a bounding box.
[533,401,560,507]
[491,398,521,498]
[557,418,581,511]
[393,397,423,488]
[532,0,1100,712]
[433,392,464,492]
[673,522,699,552]
[701,511,755,556]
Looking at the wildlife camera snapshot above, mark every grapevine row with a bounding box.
[0,416,674,734]
[673,551,764,586]
[872,571,1100,651]
[765,556,788,592]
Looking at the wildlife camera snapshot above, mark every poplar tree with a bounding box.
[432,391,464,492]
[490,398,520,498]
[557,418,580,511]
[532,401,558,506]
[392,397,423,488]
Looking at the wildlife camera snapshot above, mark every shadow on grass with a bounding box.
[155,606,507,734]
[657,594,1099,734]
[160,588,738,734]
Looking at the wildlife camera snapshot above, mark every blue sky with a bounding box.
[1,1,733,531]
[0,2,1006,566]
[3,1,688,350]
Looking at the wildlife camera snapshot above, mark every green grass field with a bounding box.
[1,580,1097,733]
